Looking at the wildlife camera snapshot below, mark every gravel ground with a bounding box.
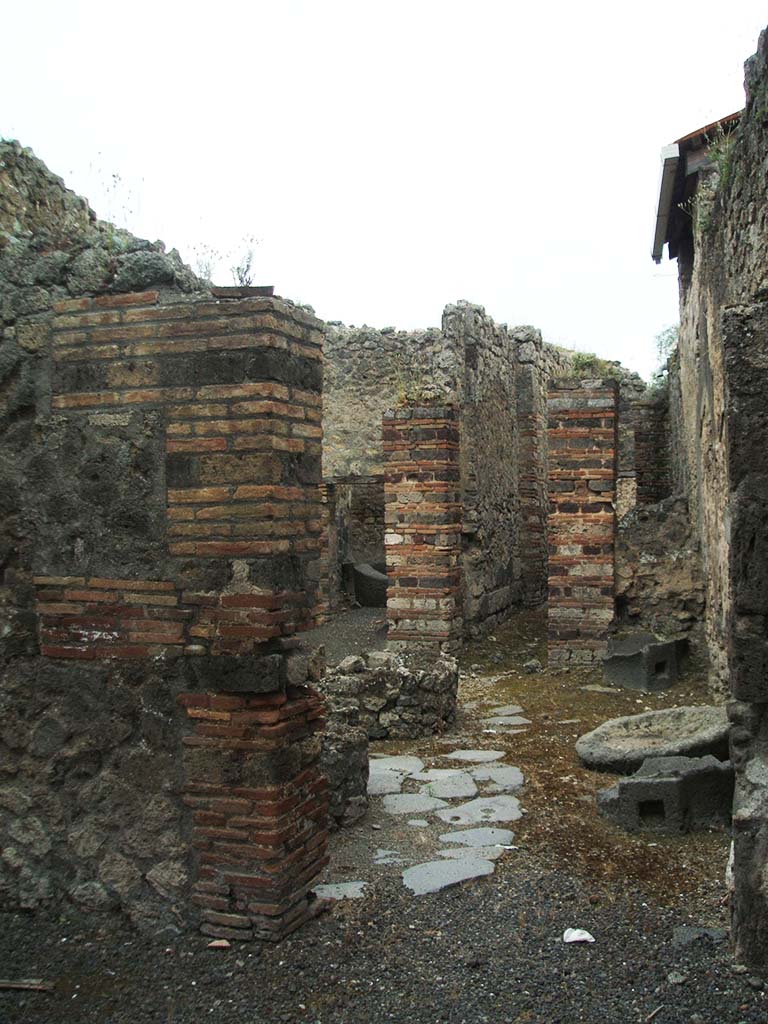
[298,607,387,665]
[0,865,762,1024]
[1,611,758,1024]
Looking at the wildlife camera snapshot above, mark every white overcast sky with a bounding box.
[3,2,766,379]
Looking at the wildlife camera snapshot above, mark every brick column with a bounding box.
[313,482,338,622]
[383,403,462,653]
[181,674,328,942]
[547,380,617,667]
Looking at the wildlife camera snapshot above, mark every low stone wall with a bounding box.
[319,651,459,740]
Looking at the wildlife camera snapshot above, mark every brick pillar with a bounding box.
[517,362,549,607]
[181,673,328,942]
[314,482,338,622]
[547,380,617,667]
[383,403,462,653]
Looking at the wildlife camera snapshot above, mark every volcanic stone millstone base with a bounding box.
[603,634,679,692]
[597,755,734,833]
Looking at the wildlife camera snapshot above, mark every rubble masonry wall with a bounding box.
[0,147,329,942]
[667,26,768,967]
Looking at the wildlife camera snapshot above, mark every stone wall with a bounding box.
[446,303,521,634]
[320,651,459,740]
[383,403,463,653]
[614,496,705,645]
[323,305,576,632]
[631,396,671,506]
[319,709,369,830]
[0,145,329,941]
[518,334,575,605]
[670,199,734,692]
[0,655,190,928]
[547,380,618,667]
[662,26,768,967]
[322,322,457,480]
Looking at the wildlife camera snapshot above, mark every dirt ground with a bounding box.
[454,610,729,905]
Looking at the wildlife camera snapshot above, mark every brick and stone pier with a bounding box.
[383,403,463,653]
[21,288,330,940]
[546,379,618,667]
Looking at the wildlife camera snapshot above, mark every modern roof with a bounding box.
[651,111,742,263]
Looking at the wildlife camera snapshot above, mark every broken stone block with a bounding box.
[596,755,734,833]
[336,654,366,674]
[469,764,524,793]
[603,633,679,692]
[419,772,477,800]
[444,749,505,763]
[576,705,730,774]
[438,845,506,861]
[314,881,367,900]
[369,755,424,775]
[367,771,406,796]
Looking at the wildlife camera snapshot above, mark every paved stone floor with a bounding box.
[315,688,533,901]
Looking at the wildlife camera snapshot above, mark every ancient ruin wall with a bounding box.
[2,289,329,940]
[323,305,569,632]
[673,276,731,690]
[668,29,768,695]
[445,303,521,635]
[631,396,671,505]
[666,26,768,967]
[517,333,575,605]
[547,380,618,667]
[614,496,705,644]
[0,145,329,940]
[321,321,459,612]
[322,322,458,479]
